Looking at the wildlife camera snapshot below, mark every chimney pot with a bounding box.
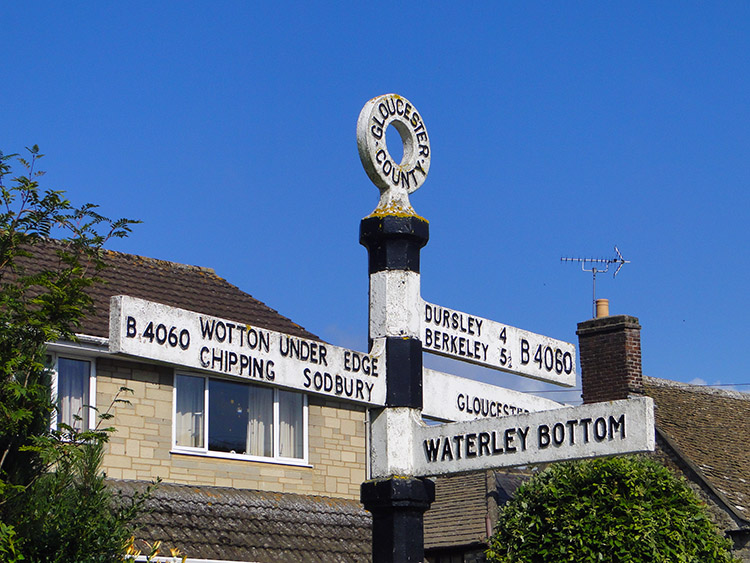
[595,298,610,318]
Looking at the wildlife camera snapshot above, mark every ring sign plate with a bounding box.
[357,94,430,214]
[422,300,577,387]
[109,296,386,407]
[414,397,654,476]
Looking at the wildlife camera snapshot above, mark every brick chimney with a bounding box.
[577,307,644,404]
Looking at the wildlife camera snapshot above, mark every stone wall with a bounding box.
[97,357,367,500]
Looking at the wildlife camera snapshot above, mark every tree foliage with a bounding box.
[487,455,738,563]
[0,146,145,561]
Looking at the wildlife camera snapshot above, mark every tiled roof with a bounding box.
[15,239,317,341]
[424,469,534,553]
[645,377,750,523]
[424,471,488,550]
[112,480,371,563]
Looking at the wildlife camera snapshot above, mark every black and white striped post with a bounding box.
[357,94,435,562]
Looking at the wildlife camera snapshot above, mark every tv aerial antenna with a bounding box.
[561,246,630,317]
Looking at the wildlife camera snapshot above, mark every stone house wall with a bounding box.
[96,356,367,500]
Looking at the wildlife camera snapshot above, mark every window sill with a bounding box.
[170,448,312,469]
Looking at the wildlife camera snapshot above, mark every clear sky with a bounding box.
[4,3,749,403]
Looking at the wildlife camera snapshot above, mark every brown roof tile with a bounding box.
[424,471,488,550]
[645,377,750,523]
[112,480,371,563]
[15,239,317,341]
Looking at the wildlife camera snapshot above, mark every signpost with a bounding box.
[421,368,561,422]
[354,93,655,562]
[108,92,655,563]
[109,295,386,406]
[421,300,576,387]
[413,397,654,477]
[108,296,562,423]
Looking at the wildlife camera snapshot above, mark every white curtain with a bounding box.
[247,386,273,457]
[57,358,90,430]
[175,375,204,447]
[279,390,303,459]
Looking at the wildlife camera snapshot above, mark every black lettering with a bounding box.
[335,375,343,395]
[478,432,491,456]
[538,424,550,448]
[199,318,215,339]
[252,357,264,379]
[566,420,578,445]
[466,433,477,458]
[580,418,592,442]
[504,428,517,453]
[521,339,530,365]
[318,344,328,366]
[517,427,529,451]
[279,335,290,356]
[553,423,565,445]
[492,431,503,454]
[214,321,226,342]
[126,316,137,338]
[453,435,464,459]
[441,437,453,461]
[424,439,440,462]
[609,414,626,439]
[594,417,608,441]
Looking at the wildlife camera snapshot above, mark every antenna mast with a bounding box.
[561,246,630,317]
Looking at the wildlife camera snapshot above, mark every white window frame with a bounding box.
[49,352,97,432]
[172,372,310,467]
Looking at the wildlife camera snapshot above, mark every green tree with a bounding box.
[487,455,738,563]
[0,146,144,561]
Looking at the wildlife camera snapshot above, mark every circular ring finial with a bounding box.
[357,94,430,213]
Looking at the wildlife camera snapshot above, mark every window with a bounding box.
[174,374,307,464]
[53,356,96,431]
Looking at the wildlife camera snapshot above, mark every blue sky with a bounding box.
[3,3,749,403]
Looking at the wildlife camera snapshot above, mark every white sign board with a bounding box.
[421,300,577,387]
[109,296,386,406]
[421,368,563,422]
[412,397,654,476]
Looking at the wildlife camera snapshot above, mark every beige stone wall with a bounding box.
[97,357,368,500]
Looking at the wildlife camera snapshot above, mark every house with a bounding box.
[22,238,750,562]
[425,311,750,563]
[24,239,373,562]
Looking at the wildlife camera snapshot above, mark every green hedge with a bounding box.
[487,456,737,562]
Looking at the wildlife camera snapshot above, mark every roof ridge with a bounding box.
[34,237,218,275]
[101,248,216,274]
[108,478,363,506]
[645,376,750,401]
